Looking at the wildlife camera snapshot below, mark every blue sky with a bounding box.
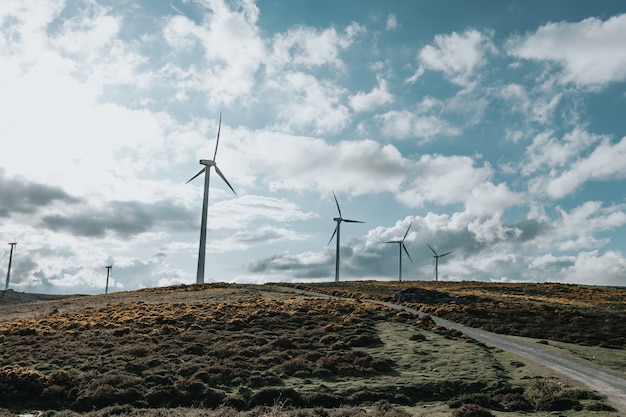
[1,0,626,294]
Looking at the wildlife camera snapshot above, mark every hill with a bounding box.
[0,282,622,417]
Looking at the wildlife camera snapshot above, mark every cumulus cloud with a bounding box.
[269,72,351,135]
[376,110,460,141]
[267,22,365,72]
[349,75,394,113]
[229,131,407,196]
[508,13,626,88]
[522,128,602,176]
[529,135,626,199]
[407,29,496,86]
[397,155,493,207]
[162,0,265,105]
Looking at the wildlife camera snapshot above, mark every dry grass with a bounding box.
[285,281,626,349]
[0,282,620,416]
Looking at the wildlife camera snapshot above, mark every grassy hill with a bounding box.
[0,281,623,417]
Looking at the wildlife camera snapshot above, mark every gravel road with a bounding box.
[278,287,626,413]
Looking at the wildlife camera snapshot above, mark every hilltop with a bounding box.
[0,281,623,417]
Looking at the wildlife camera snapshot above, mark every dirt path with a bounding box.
[277,286,626,413]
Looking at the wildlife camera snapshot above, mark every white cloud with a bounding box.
[499,84,562,125]
[376,110,460,141]
[522,128,603,176]
[349,75,394,112]
[397,155,493,207]
[269,72,351,135]
[530,136,626,199]
[508,13,626,88]
[267,22,365,73]
[229,130,407,196]
[162,0,265,105]
[523,201,626,252]
[408,29,495,86]
[386,14,398,31]
[464,183,524,217]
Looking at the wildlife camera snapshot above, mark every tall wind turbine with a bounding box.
[105,263,113,295]
[426,243,452,281]
[4,242,17,291]
[328,192,364,282]
[385,222,413,281]
[186,113,236,285]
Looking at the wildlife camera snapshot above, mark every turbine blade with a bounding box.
[186,167,206,184]
[403,244,413,263]
[402,222,412,240]
[214,165,236,195]
[426,243,437,255]
[440,251,453,258]
[332,191,342,217]
[343,219,364,223]
[213,112,222,161]
[384,240,399,244]
[327,226,338,246]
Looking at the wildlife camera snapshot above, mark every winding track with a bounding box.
[278,286,626,413]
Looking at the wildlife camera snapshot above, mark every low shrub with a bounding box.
[452,403,495,417]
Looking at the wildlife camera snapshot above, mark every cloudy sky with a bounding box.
[2,0,626,294]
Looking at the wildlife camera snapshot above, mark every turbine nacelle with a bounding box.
[200,159,217,166]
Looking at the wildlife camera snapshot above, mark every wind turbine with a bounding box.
[186,113,236,285]
[4,242,17,291]
[385,222,413,281]
[105,263,113,295]
[426,243,452,281]
[328,192,364,282]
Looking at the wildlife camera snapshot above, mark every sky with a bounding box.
[2,0,626,294]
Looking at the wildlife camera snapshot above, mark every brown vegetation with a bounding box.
[0,282,618,416]
[288,281,626,348]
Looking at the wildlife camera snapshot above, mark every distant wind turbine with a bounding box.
[427,243,452,281]
[328,192,364,282]
[186,113,236,285]
[4,242,17,291]
[105,263,113,295]
[385,222,413,281]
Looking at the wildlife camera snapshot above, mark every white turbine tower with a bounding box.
[187,113,236,285]
[105,263,113,295]
[385,222,413,281]
[427,243,452,281]
[4,242,17,291]
[328,192,364,282]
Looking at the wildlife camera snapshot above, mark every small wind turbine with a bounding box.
[427,243,452,281]
[4,242,17,291]
[105,262,113,295]
[328,191,364,282]
[186,113,236,285]
[385,222,413,281]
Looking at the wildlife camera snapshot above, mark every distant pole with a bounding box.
[5,242,17,291]
[105,265,112,295]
